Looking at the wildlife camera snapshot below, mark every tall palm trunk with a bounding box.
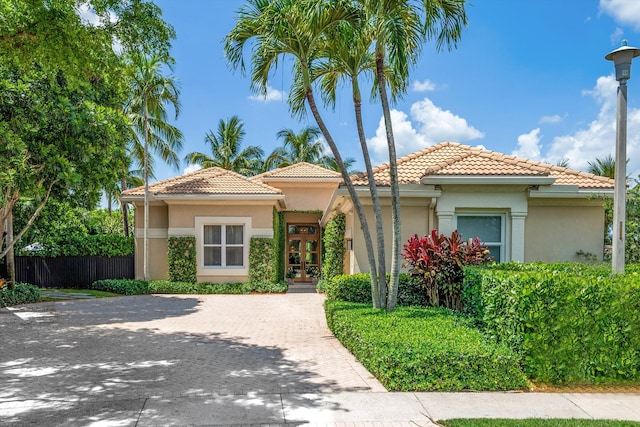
[143,98,150,282]
[376,53,401,312]
[306,87,382,308]
[121,177,130,237]
[352,77,387,306]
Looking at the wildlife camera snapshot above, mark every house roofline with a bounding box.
[420,175,557,186]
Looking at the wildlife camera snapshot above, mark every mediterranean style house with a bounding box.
[120,142,615,283]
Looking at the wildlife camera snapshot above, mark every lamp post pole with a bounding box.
[606,40,640,274]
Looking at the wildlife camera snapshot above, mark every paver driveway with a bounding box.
[0,293,384,424]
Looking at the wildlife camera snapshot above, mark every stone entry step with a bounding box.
[287,283,317,293]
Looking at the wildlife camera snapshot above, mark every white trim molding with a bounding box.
[194,217,251,277]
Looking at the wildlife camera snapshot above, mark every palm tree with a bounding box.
[185,116,264,176]
[224,0,385,308]
[315,15,389,307]
[124,52,184,281]
[361,0,467,310]
[587,154,617,179]
[267,126,326,168]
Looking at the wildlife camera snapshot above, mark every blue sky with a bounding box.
[149,0,640,182]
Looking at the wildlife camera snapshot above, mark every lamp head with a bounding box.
[606,40,640,81]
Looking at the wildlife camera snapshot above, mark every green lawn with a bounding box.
[439,420,640,427]
[39,288,121,301]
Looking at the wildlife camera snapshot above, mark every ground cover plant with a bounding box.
[325,300,529,391]
[439,420,640,427]
[90,279,287,295]
[463,263,640,385]
[0,282,40,306]
[39,288,121,301]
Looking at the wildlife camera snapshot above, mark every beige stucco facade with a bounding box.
[123,148,613,284]
[334,184,608,275]
[525,200,605,262]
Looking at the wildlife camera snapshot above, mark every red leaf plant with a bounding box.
[402,229,491,311]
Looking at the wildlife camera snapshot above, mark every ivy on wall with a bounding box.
[168,236,197,283]
[249,237,276,284]
[273,208,285,282]
[322,213,346,282]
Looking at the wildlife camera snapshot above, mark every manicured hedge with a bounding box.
[325,300,529,391]
[324,273,430,307]
[91,279,150,295]
[90,279,286,295]
[0,283,41,307]
[248,237,277,285]
[168,237,197,283]
[19,234,134,257]
[463,264,640,384]
[321,214,346,282]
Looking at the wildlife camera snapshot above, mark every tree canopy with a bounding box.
[0,0,176,265]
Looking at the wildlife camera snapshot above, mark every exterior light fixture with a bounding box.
[605,40,640,274]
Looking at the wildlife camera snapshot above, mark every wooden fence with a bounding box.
[13,256,134,288]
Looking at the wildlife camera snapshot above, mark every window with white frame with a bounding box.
[456,213,505,262]
[202,224,245,267]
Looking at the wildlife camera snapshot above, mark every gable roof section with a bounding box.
[351,142,614,190]
[121,167,282,198]
[252,162,342,182]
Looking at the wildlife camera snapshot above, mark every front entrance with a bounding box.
[286,224,320,283]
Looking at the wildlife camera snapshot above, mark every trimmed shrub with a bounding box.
[91,279,149,295]
[321,213,346,282]
[148,280,197,294]
[249,237,277,285]
[325,300,529,391]
[273,208,285,282]
[325,273,371,303]
[325,273,430,307]
[19,234,134,257]
[198,282,251,294]
[463,264,640,384]
[168,237,197,283]
[250,280,288,293]
[0,283,41,307]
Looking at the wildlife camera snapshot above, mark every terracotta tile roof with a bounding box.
[351,142,614,189]
[121,167,282,197]
[252,162,342,181]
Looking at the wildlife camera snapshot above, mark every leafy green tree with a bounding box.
[124,52,184,281]
[185,116,264,176]
[225,0,386,308]
[0,0,175,285]
[0,66,128,276]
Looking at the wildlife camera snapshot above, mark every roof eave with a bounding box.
[529,186,614,199]
[420,175,557,186]
[120,193,284,203]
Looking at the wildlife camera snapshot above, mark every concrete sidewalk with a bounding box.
[1,294,639,426]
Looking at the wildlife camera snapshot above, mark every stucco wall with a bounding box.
[167,203,274,231]
[350,202,431,274]
[266,182,338,212]
[132,203,169,280]
[133,236,168,280]
[525,202,605,262]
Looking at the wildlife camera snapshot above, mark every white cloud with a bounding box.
[367,97,484,160]
[539,114,564,124]
[412,79,436,92]
[610,27,625,45]
[600,0,640,30]
[513,128,542,160]
[546,74,640,176]
[183,164,202,175]
[249,85,286,102]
